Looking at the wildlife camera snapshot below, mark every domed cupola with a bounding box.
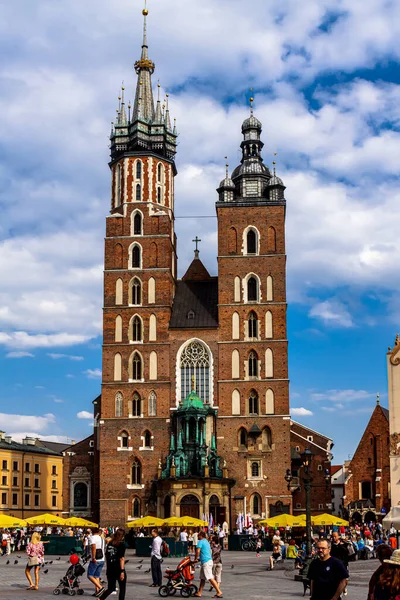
[268,163,286,202]
[217,162,236,202]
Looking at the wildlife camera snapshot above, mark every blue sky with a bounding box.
[0,0,399,464]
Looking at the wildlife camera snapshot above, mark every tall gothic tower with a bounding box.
[99,8,178,523]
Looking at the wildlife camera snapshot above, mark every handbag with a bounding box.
[28,556,39,567]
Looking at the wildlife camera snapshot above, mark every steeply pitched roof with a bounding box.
[331,465,342,476]
[36,440,71,453]
[381,407,389,420]
[0,439,62,456]
[170,279,218,329]
[182,256,212,281]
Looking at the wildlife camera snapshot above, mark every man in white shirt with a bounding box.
[150,528,163,587]
[180,528,188,543]
[218,528,225,550]
[87,527,105,597]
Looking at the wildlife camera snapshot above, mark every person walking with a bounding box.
[99,528,127,600]
[87,527,106,597]
[307,539,348,600]
[368,543,393,600]
[149,528,163,588]
[330,532,349,596]
[193,531,223,598]
[25,532,44,591]
[209,535,222,592]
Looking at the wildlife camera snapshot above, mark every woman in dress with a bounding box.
[25,532,44,590]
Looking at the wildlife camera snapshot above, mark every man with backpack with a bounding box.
[150,528,163,588]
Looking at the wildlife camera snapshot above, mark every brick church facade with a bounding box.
[97,8,292,527]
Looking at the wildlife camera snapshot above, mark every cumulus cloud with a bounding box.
[77,411,93,419]
[0,412,56,435]
[291,407,313,416]
[84,369,102,379]
[309,300,354,328]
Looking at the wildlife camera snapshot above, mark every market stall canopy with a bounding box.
[0,514,27,528]
[25,514,67,526]
[64,517,98,528]
[164,516,207,527]
[259,514,306,528]
[312,514,349,526]
[126,516,164,528]
[383,507,400,530]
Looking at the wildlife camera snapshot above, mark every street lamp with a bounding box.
[300,447,313,557]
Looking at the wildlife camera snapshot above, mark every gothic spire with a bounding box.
[132,5,155,122]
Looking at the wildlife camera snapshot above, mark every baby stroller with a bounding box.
[158,556,197,597]
[53,554,85,596]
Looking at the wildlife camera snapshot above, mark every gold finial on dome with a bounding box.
[142,0,148,15]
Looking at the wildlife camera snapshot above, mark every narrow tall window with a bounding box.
[157,187,162,203]
[248,311,258,338]
[136,160,142,180]
[239,428,247,448]
[144,430,152,448]
[157,163,162,182]
[253,493,261,514]
[265,311,273,338]
[115,315,122,342]
[148,391,157,416]
[249,390,259,415]
[136,184,141,201]
[263,427,272,449]
[247,229,256,254]
[251,462,260,477]
[132,245,141,268]
[115,392,123,417]
[132,354,142,380]
[132,316,142,342]
[180,341,211,403]
[132,460,141,484]
[116,164,122,206]
[115,278,123,305]
[265,348,273,378]
[229,227,237,254]
[248,351,258,377]
[132,392,141,416]
[114,353,122,381]
[133,497,140,518]
[115,244,123,269]
[267,226,276,252]
[131,278,141,305]
[133,213,142,235]
[120,431,129,448]
[247,277,258,302]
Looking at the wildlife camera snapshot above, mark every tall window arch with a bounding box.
[157,187,162,203]
[115,278,123,305]
[266,276,273,301]
[130,277,141,305]
[179,340,211,404]
[116,164,122,206]
[131,459,141,484]
[157,163,163,183]
[263,426,272,449]
[265,311,273,338]
[232,312,240,340]
[131,245,141,269]
[136,184,141,201]
[130,315,142,342]
[115,315,122,342]
[239,427,247,448]
[115,244,123,269]
[247,276,259,302]
[249,390,259,415]
[132,497,140,518]
[130,352,142,381]
[248,351,258,378]
[115,392,123,417]
[114,353,122,381]
[144,430,152,448]
[252,493,261,515]
[246,229,257,254]
[136,160,142,180]
[148,391,157,416]
[248,311,258,338]
[265,348,273,378]
[232,389,240,415]
[251,462,260,478]
[234,276,241,302]
[267,226,276,252]
[132,392,141,417]
[120,430,129,448]
[133,212,142,235]
[229,227,237,254]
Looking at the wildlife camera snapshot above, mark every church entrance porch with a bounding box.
[180,494,200,519]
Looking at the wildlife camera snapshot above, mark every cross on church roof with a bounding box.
[192,236,201,251]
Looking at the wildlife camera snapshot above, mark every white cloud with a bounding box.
[47,353,84,361]
[77,411,93,419]
[53,398,64,404]
[0,413,55,435]
[312,389,376,403]
[35,385,45,389]
[0,331,92,350]
[309,300,354,328]
[291,407,313,416]
[5,351,34,358]
[84,369,102,379]
[10,432,72,444]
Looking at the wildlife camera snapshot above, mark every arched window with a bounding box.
[249,390,259,415]
[114,353,122,381]
[266,389,275,414]
[247,229,257,254]
[133,212,142,235]
[229,227,237,254]
[149,314,157,341]
[132,497,140,518]
[234,276,241,302]
[136,184,141,201]
[115,392,123,417]
[157,163,163,182]
[248,351,258,378]
[131,245,141,268]
[149,351,157,380]
[120,431,129,448]
[144,430,152,448]
[263,426,272,449]
[248,311,258,338]
[130,277,141,305]
[131,315,142,342]
[148,391,157,416]
[136,160,142,180]
[252,493,261,515]
[267,226,276,252]
[132,392,141,417]
[232,389,240,415]
[115,278,123,305]
[157,187,162,203]
[148,277,156,304]
[115,315,122,342]
[265,311,273,338]
[232,312,240,340]
[247,277,258,302]
[266,275,273,301]
[73,482,88,509]
[150,242,158,267]
[239,427,247,448]
[115,244,123,269]
[131,353,142,381]
[251,462,260,477]
[265,348,273,378]
[131,459,141,484]
[232,349,240,379]
[179,340,211,403]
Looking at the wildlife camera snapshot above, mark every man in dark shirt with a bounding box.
[308,539,348,600]
[330,532,349,596]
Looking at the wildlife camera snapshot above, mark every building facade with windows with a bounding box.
[98,8,292,526]
[0,432,64,519]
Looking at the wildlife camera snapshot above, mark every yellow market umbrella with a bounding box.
[259,514,306,528]
[64,517,98,528]
[0,514,27,528]
[312,514,349,527]
[126,516,164,529]
[26,513,67,526]
[177,516,207,528]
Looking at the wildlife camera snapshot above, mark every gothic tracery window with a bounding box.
[136,160,142,180]
[249,390,259,415]
[132,245,141,268]
[136,184,141,201]
[131,278,141,305]
[148,391,157,416]
[133,213,142,235]
[131,353,142,381]
[180,341,211,403]
[248,311,258,338]
[132,316,142,342]
[247,229,256,254]
[248,351,258,378]
[132,392,141,416]
[132,497,140,518]
[131,459,141,485]
[247,277,258,302]
[115,392,123,417]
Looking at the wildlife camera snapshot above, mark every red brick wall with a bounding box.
[62,436,95,518]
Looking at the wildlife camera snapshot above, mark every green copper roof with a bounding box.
[181,389,205,411]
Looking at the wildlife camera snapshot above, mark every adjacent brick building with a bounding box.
[344,401,390,521]
[98,8,293,526]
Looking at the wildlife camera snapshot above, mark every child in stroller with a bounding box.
[53,554,85,596]
[158,556,197,597]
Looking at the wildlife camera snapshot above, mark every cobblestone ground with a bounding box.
[0,551,375,599]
